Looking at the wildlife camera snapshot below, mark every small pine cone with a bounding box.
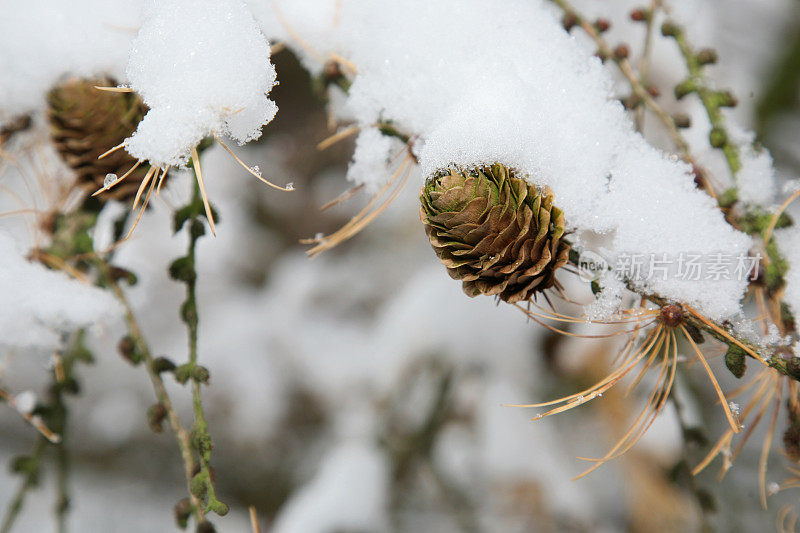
[48,78,148,202]
[420,163,570,303]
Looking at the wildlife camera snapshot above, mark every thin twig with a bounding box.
[551,0,690,154]
[666,23,741,179]
[565,255,799,382]
[634,0,661,131]
[0,439,46,533]
[174,180,227,516]
[99,261,207,523]
[0,386,61,443]
[0,333,89,533]
[55,437,69,533]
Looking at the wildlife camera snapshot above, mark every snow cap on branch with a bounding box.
[347,127,405,193]
[124,0,278,167]
[0,233,120,349]
[261,0,753,319]
[0,0,142,126]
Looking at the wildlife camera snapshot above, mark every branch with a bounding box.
[98,260,208,524]
[169,170,227,518]
[0,332,92,533]
[548,1,800,382]
[0,439,46,533]
[661,20,741,180]
[633,1,661,131]
[569,250,799,382]
[299,5,800,383]
[551,0,691,155]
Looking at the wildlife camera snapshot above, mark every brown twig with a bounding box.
[0,386,61,443]
[634,0,661,131]
[551,0,690,155]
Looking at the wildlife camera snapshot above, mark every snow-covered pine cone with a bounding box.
[48,78,148,202]
[420,163,570,303]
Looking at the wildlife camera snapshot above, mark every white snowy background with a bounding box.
[0,0,799,531]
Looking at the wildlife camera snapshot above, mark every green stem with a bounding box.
[0,333,89,533]
[384,363,476,531]
[98,260,206,523]
[55,443,68,533]
[0,439,46,533]
[175,174,226,517]
[668,24,742,179]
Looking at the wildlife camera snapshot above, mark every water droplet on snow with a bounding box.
[285,182,295,191]
[15,390,37,415]
[104,173,117,187]
[768,482,780,495]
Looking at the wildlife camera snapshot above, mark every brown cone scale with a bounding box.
[420,163,570,303]
[48,78,149,202]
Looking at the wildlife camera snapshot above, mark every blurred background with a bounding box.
[1,1,800,531]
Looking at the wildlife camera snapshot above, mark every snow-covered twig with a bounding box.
[633,1,662,131]
[0,385,60,443]
[552,0,691,154]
